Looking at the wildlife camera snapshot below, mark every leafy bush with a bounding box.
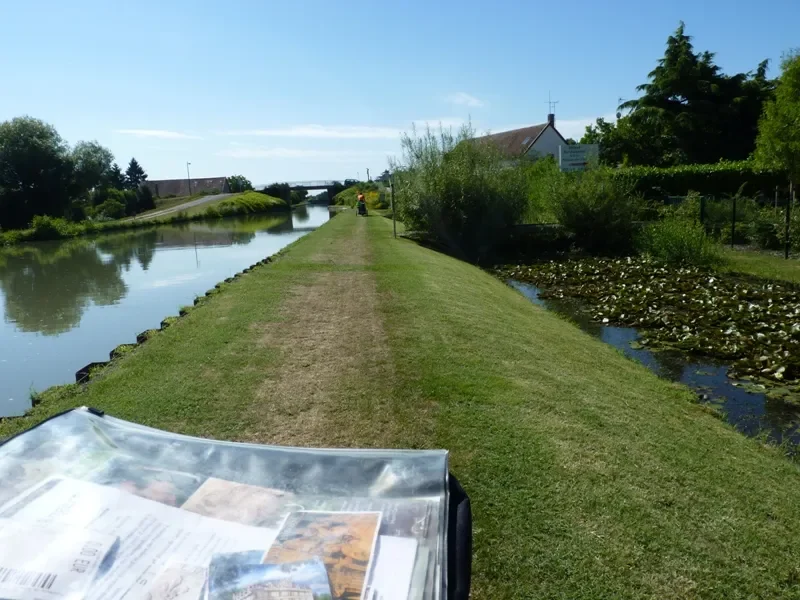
[664,190,783,248]
[543,168,645,254]
[522,157,560,223]
[612,160,783,199]
[748,208,783,250]
[373,192,390,209]
[334,183,386,209]
[393,124,528,260]
[27,215,81,240]
[135,185,155,212]
[262,182,291,202]
[94,199,126,220]
[638,215,723,266]
[227,175,254,193]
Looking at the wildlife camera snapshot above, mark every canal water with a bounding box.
[509,280,800,446]
[0,206,330,415]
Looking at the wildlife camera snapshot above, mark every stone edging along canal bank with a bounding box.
[20,251,283,418]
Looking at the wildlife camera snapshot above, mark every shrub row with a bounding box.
[610,161,785,199]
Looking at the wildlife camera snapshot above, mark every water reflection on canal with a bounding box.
[509,280,800,446]
[0,206,330,415]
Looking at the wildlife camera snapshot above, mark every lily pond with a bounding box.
[495,258,800,447]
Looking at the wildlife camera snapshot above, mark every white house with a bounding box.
[477,114,566,161]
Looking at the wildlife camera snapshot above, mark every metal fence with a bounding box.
[672,188,795,259]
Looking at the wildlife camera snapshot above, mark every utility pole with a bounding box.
[186,162,192,195]
[390,175,397,239]
[366,168,370,182]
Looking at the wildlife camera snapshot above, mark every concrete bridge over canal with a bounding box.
[287,180,340,191]
[286,180,344,202]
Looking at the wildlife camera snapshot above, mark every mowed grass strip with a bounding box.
[365,216,800,598]
[5,212,800,597]
[723,247,800,284]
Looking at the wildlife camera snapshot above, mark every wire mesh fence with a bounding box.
[669,187,797,258]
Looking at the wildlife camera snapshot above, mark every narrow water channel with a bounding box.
[509,280,800,446]
[0,206,330,415]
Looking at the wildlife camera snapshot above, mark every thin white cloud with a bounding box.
[217,146,393,161]
[409,117,466,130]
[116,129,202,140]
[445,92,485,108]
[219,118,466,140]
[218,125,400,140]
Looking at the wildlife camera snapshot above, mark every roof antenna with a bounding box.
[545,91,559,115]
[545,92,559,127]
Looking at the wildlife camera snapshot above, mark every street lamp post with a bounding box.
[390,175,396,239]
[186,162,192,195]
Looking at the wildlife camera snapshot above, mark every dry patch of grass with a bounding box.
[246,269,394,446]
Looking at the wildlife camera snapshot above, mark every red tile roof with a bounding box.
[476,123,564,157]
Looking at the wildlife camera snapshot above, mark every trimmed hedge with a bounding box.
[611,161,785,199]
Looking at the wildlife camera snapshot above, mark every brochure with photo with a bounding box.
[0,477,282,600]
[181,477,295,528]
[263,511,381,600]
[209,556,332,600]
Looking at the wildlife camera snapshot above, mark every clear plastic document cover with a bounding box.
[0,408,449,600]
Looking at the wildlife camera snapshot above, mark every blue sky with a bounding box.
[1,0,797,185]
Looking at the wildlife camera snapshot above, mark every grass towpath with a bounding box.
[7,212,800,597]
[723,247,800,283]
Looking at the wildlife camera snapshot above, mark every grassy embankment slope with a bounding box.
[724,248,800,283]
[6,212,800,597]
[0,192,287,246]
[182,190,286,216]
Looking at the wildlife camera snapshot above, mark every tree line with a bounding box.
[581,23,776,167]
[0,116,154,230]
[580,21,800,192]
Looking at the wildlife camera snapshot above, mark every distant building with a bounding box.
[475,114,566,161]
[145,177,230,198]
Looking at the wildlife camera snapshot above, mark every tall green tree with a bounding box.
[105,162,126,190]
[262,182,291,203]
[125,158,147,189]
[226,174,253,193]
[71,141,114,195]
[583,22,775,166]
[755,51,800,186]
[0,116,73,229]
